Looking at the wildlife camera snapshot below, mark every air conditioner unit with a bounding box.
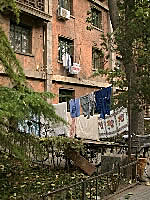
[58,7,70,20]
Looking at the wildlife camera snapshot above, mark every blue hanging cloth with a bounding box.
[69,98,80,118]
[95,86,112,119]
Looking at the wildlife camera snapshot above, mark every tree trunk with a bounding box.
[108,0,144,136]
[108,0,119,31]
[131,109,144,135]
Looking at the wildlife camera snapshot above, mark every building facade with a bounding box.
[0,0,111,108]
[51,0,110,108]
[0,0,52,92]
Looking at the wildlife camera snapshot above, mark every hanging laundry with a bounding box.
[80,95,90,119]
[80,92,95,119]
[98,107,128,139]
[67,54,72,70]
[98,118,106,137]
[67,112,76,138]
[18,114,40,136]
[62,52,68,68]
[69,98,80,118]
[89,92,96,116]
[115,107,128,134]
[69,63,80,74]
[105,113,117,137]
[39,102,69,137]
[95,86,112,119]
[62,53,72,70]
[70,118,76,138]
[52,102,69,136]
[76,115,99,141]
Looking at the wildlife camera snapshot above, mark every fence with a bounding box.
[42,160,137,200]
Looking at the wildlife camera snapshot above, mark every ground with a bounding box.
[106,183,150,200]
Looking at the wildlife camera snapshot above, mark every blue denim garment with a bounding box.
[69,98,80,118]
[95,86,112,119]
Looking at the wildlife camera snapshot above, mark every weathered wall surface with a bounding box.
[51,0,110,102]
[0,13,45,92]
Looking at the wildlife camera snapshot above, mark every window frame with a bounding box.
[10,22,32,54]
[58,37,73,62]
[92,47,104,70]
[59,88,75,111]
[91,8,102,29]
[58,0,73,13]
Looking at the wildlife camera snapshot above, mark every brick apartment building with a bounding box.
[0,0,51,93]
[51,0,111,109]
[0,0,111,109]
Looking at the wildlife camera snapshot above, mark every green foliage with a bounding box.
[0,0,20,23]
[40,136,84,153]
[0,0,69,181]
[0,27,25,86]
[0,0,66,154]
[0,146,87,200]
[91,0,150,111]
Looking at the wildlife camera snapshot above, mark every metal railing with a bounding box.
[42,161,137,200]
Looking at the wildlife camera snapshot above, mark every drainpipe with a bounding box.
[44,21,52,93]
[43,0,53,99]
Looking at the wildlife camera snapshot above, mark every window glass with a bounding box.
[116,56,125,71]
[92,48,104,70]
[92,8,102,29]
[10,23,32,54]
[59,0,72,12]
[58,37,73,61]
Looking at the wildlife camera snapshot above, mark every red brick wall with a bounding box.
[0,14,45,92]
[51,0,110,103]
[0,75,11,87]
[15,14,44,72]
[27,79,45,92]
[51,82,100,104]
[52,0,109,78]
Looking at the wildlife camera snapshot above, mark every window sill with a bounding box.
[58,60,63,64]
[70,15,75,19]
[91,25,104,32]
[15,51,34,57]
[92,68,97,71]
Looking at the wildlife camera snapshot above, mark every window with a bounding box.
[91,8,102,29]
[58,0,73,12]
[58,37,73,61]
[10,22,32,54]
[116,56,124,71]
[59,88,75,111]
[92,48,104,70]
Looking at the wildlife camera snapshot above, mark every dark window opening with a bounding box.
[91,8,102,29]
[10,22,32,54]
[59,88,75,111]
[58,37,73,62]
[92,48,104,70]
[116,56,125,71]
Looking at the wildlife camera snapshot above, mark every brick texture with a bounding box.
[51,0,110,103]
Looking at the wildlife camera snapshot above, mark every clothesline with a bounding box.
[18,101,128,140]
[69,86,112,120]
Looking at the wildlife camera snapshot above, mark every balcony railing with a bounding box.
[16,0,51,21]
[17,0,45,12]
